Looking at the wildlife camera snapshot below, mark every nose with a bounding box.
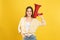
[28,11,31,14]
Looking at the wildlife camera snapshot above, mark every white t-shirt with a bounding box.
[25,21,32,36]
[25,21,31,32]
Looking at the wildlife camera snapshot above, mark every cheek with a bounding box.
[26,12,29,15]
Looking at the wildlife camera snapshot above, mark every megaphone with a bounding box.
[33,4,43,18]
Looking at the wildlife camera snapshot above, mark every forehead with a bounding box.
[27,8,32,11]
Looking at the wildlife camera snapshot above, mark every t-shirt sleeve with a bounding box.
[34,18,41,27]
[18,17,23,33]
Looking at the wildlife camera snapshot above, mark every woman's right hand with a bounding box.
[21,33,30,38]
[21,33,26,38]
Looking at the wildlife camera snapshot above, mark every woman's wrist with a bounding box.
[38,15,46,24]
[38,15,44,20]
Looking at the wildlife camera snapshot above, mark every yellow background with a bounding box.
[0,0,60,40]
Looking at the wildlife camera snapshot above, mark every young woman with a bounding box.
[18,6,46,40]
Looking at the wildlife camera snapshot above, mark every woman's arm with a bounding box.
[38,15,46,26]
[18,17,26,38]
[18,17,23,33]
[18,20,21,33]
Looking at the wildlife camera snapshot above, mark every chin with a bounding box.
[28,15,31,17]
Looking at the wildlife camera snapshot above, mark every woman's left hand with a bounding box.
[38,15,44,19]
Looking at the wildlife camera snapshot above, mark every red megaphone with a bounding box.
[33,4,43,18]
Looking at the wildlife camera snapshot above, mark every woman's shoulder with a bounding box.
[20,17,26,20]
[33,18,38,21]
[20,17,38,21]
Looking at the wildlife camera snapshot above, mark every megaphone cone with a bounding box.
[33,4,43,18]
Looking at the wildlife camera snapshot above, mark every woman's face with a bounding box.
[26,8,32,17]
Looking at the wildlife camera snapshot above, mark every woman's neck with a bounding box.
[27,16,31,19]
[26,16,33,22]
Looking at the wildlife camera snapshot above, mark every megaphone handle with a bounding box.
[38,13,43,16]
